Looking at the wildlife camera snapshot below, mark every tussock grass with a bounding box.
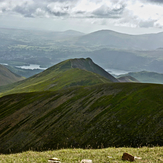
[0,147,163,163]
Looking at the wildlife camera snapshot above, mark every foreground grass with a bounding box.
[0,147,163,163]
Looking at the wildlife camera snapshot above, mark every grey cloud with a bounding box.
[147,0,163,3]
[0,0,126,19]
[92,4,125,19]
[0,0,38,17]
[139,20,156,27]
[0,0,163,31]
[13,4,35,18]
[47,9,69,17]
[45,2,73,17]
[75,11,86,14]
[45,0,70,1]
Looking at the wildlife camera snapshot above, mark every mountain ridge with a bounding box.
[70,58,118,82]
[0,58,116,96]
[75,29,163,50]
[120,71,163,84]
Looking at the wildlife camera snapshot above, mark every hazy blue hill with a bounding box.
[0,83,162,153]
[0,64,24,86]
[75,30,133,48]
[0,28,84,48]
[75,30,163,50]
[1,28,163,75]
[62,30,84,35]
[120,71,163,84]
[117,76,139,83]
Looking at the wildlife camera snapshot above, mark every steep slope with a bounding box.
[70,58,118,82]
[0,58,115,96]
[0,64,24,86]
[0,83,162,153]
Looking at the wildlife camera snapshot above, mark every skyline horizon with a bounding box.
[1,0,163,35]
[1,25,163,36]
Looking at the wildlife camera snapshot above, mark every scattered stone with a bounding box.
[80,159,93,163]
[134,156,142,160]
[107,156,113,158]
[48,157,61,163]
[122,153,134,161]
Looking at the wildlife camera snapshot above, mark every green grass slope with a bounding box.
[0,58,114,96]
[0,83,162,153]
[0,64,24,86]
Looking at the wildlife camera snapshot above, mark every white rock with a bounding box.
[80,159,93,163]
[134,156,142,160]
[48,160,61,163]
[107,156,113,158]
[48,157,61,163]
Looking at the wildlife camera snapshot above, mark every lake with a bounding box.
[16,64,47,70]
[16,65,129,75]
[0,63,8,65]
[106,68,130,76]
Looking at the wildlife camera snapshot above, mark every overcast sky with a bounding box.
[0,0,163,34]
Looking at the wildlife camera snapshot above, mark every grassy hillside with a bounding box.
[0,147,163,163]
[0,58,114,96]
[0,58,162,154]
[0,64,24,86]
[0,83,162,153]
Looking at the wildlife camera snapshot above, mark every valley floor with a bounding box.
[0,147,162,163]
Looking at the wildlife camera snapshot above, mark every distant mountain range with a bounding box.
[117,76,139,83]
[1,27,163,50]
[74,29,163,50]
[120,71,163,84]
[0,58,162,153]
[1,28,163,74]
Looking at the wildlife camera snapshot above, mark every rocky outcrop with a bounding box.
[70,58,119,82]
[122,153,134,161]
